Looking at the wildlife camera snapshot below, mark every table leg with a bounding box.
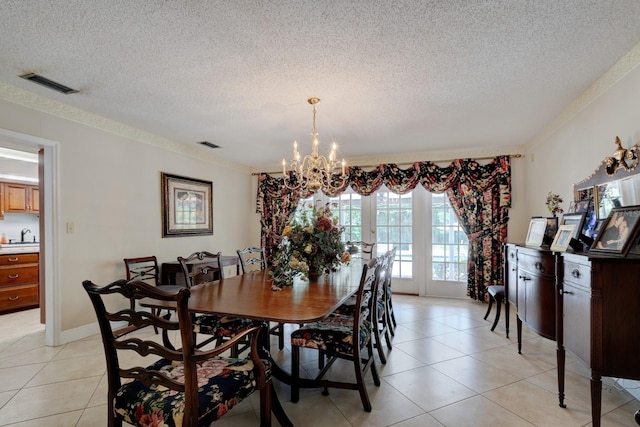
[591,373,602,427]
[517,317,523,354]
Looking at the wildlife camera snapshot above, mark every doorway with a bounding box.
[0,127,58,346]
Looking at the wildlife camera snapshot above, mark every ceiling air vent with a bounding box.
[19,73,78,94]
[198,141,220,149]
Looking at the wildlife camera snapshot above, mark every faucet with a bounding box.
[20,228,31,243]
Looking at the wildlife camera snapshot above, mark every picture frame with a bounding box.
[560,212,586,240]
[525,218,547,247]
[589,205,640,255]
[543,216,558,245]
[161,172,213,237]
[574,198,592,213]
[550,224,576,252]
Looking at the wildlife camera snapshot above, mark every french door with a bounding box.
[327,186,468,297]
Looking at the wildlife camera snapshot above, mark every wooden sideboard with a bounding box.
[505,243,640,427]
[559,252,640,427]
[504,243,557,353]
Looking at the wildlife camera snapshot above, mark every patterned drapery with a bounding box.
[256,174,301,262]
[256,156,511,301]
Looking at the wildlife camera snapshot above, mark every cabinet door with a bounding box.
[29,186,39,213]
[522,270,556,340]
[563,282,590,365]
[4,183,29,213]
[505,245,517,306]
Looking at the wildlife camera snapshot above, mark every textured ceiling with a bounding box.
[2,1,640,170]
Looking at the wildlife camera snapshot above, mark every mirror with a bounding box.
[573,138,640,242]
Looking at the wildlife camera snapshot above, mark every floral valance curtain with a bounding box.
[256,155,511,302]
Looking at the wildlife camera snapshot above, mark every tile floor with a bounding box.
[0,295,639,426]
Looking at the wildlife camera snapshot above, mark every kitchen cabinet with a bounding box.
[2,182,39,214]
[0,252,39,313]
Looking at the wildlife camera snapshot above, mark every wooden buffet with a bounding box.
[505,243,640,427]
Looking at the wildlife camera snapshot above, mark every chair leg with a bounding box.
[259,379,272,427]
[484,297,494,320]
[373,316,387,364]
[291,346,300,403]
[354,351,373,412]
[278,323,284,350]
[490,294,503,332]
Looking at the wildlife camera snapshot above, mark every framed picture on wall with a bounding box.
[161,172,213,237]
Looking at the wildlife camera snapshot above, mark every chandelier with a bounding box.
[282,97,347,192]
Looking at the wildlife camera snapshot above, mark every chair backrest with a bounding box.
[352,256,382,353]
[237,246,266,274]
[347,241,376,259]
[123,256,160,286]
[82,279,266,426]
[178,251,224,287]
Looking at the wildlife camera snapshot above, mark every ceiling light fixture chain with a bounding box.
[282,97,347,193]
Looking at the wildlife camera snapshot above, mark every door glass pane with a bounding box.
[431,193,468,282]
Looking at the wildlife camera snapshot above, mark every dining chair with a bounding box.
[346,241,376,259]
[123,256,181,332]
[383,247,398,334]
[82,278,273,427]
[178,251,257,355]
[236,246,287,350]
[372,250,393,364]
[290,257,382,412]
[484,284,505,332]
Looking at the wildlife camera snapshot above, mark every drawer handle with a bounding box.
[534,262,543,271]
[571,269,581,279]
[7,257,19,262]
[561,290,574,295]
[8,274,19,279]
[8,296,19,301]
[518,275,531,281]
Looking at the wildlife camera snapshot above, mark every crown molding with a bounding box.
[0,82,249,172]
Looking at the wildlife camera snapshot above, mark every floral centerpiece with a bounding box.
[269,203,350,290]
[546,192,564,216]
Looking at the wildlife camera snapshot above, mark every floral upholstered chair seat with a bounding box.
[290,313,371,355]
[115,357,271,427]
[193,314,260,337]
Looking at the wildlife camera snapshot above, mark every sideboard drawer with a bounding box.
[0,284,38,311]
[563,260,591,290]
[0,265,38,286]
[518,251,554,276]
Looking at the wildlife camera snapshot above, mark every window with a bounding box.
[375,189,413,278]
[431,193,468,282]
[333,191,363,243]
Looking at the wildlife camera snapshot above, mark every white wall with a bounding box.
[0,97,257,334]
[523,64,640,222]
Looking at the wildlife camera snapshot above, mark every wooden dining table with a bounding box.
[142,260,365,426]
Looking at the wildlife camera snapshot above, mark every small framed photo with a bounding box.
[525,218,547,247]
[544,217,558,245]
[560,212,586,240]
[590,206,640,255]
[550,225,576,252]
[161,172,213,237]
[574,199,592,213]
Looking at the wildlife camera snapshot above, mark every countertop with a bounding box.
[0,244,40,254]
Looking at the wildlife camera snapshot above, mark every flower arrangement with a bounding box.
[546,192,564,216]
[269,202,350,290]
